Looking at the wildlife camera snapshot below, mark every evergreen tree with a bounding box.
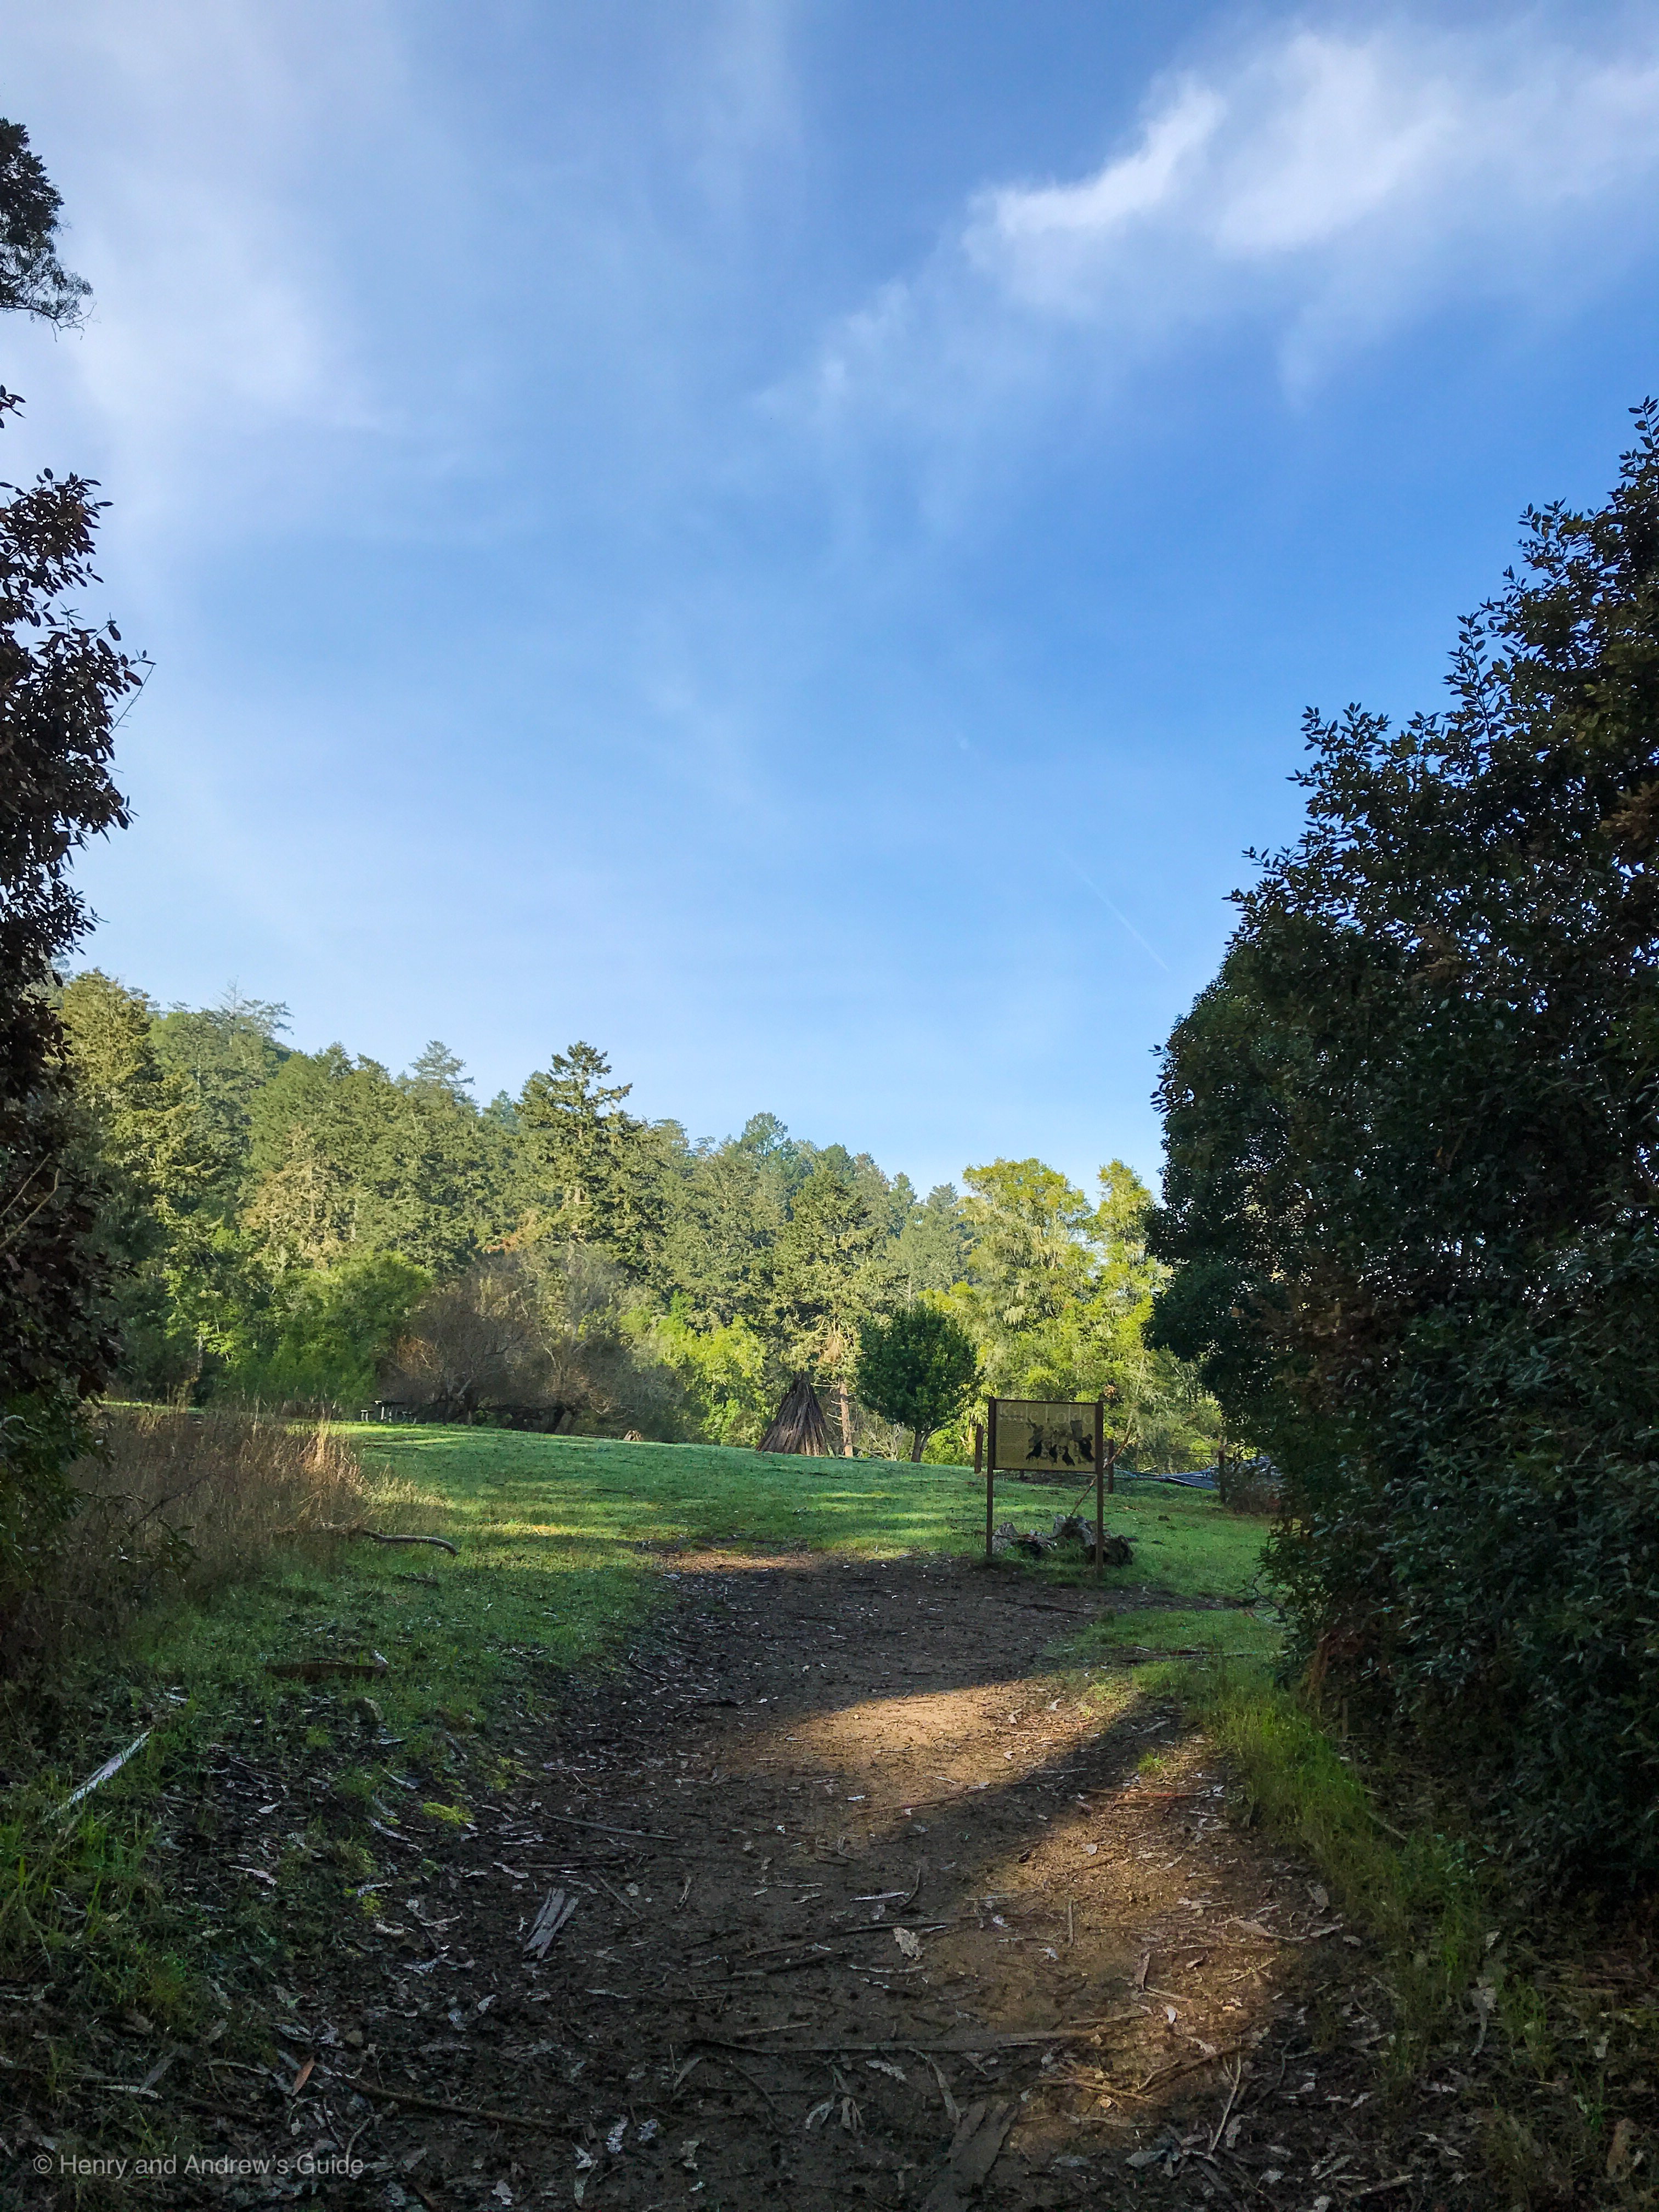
[516,1042,672,1278]
[771,1162,897,1453]
[151,988,289,1213]
[59,970,223,1395]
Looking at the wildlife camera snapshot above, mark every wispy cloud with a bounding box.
[4,0,805,558]
[801,14,1659,439]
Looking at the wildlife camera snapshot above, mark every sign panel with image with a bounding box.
[990,1398,1099,1474]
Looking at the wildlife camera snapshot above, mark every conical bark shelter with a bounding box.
[758,1372,832,1457]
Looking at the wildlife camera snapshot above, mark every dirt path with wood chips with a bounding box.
[27,1553,1488,2209]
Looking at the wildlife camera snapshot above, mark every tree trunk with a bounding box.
[838,1378,854,1457]
[910,1428,927,1463]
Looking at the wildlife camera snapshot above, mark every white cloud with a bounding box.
[1,0,445,553]
[805,14,1659,432]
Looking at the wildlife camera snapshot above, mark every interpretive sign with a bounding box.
[989,1398,1099,1475]
[976,1395,1113,1582]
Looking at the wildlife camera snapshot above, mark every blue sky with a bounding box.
[5,1,1658,1192]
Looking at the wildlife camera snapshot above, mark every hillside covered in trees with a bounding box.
[59,971,1218,1464]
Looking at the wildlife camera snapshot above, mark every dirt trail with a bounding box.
[47,1554,1465,2208]
[297,1551,1431,2211]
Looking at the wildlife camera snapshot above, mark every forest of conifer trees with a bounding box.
[59,968,1220,1464]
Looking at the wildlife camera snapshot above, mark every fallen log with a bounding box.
[265,1652,389,1681]
[275,1524,458,1556]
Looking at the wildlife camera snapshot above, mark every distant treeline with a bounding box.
[59,974,1220,1464]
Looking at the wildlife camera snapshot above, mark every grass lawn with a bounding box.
[128,1429,1276,1743]
[345,1423,1272,1583]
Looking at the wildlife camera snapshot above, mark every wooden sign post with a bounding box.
[982,1394,1115,1573]
[976,1421,989,1564]
[1094,1395,1105,1584]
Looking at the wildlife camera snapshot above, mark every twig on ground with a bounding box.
[275,1525,459,1556]
[539,1812,674,1841]
[350,1528,459,1555]
[1240,2048,1289,2112]
[723,1920,958,1966]
[709,2050,782,2113]
[1207,2055,1244,2153]
[1135,2043,1244,2096]
[1054,2070,1149,2102]
[59,1729,153,1814]
[348,2080,565,2134]
[705,2019,1139,2056]
[266,1655,388,1681]
[907,2047,961,2122]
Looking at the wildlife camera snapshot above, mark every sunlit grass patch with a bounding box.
[1066,1605,1283,1663]
[1177,1655,1499,2083]
[341,1425,1273,1606]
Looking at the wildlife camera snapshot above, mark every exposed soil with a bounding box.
[13,1553,1489,2208]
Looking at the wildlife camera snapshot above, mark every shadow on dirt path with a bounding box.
[27,1554,1471,2209]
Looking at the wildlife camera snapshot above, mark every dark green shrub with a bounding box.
[1152,403,1659,1887]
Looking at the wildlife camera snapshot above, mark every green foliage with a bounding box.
[653,1299,771,1443]
[150,988,290,1215]
[0,156,142,1572]
[854,1301,978,1459]
[516,1041,672,1278]
[771,1162,897,1404]
[60,971,228,1397]
[0,118,88,326]
[1151,402,1659,1886]
[1184,1660,1488,2075]
[246,1041,512,1278]
[218,1250,430,1410]
[891,1182,972,1298]
[63,977,1221,1468]
[936,1156,1221,1468]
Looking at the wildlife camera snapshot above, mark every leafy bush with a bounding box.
[218,1249,430,1412]
[854,1302,978,1460]
[383,1244,689,1437]
[1152,403,1659,1888]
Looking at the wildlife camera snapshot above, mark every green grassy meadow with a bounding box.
[111,1429,1275,1751]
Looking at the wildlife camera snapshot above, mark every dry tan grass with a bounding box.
[0,1407,377,1683]
[81,1407,371,1582]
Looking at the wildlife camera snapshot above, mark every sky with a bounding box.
[5,1,1658,1195]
